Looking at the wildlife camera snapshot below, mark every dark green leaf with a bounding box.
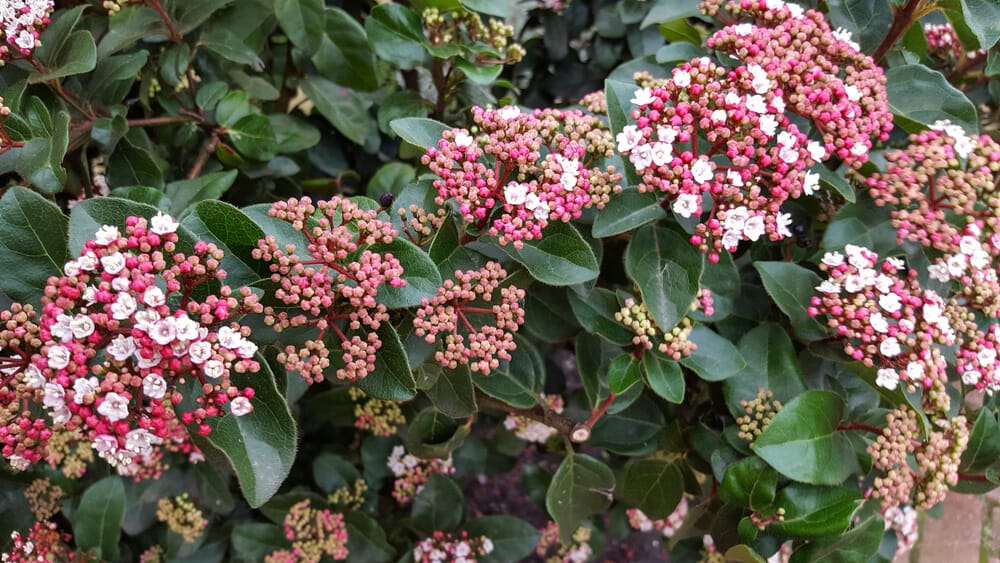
[68,197,165,255]
[754,391,858,486]
[228,114,277,161]
[826,0,892,54]
[313,8,379,91]
[109,186,169,209]
[390,117,450,150]
[201,28,265,71]
[365,4,426,69]
[377,91,429,135]
[180,200,269,287]
[301,77,373,146]
[546,454,615,543]
[464,516,540,563]
[770,483,863,538]
[501,222,599,286]
[0,188,68,307]
[643,348,685,403]
[412,474,466,533]
[269,114,322,154]
[371,237,442,308]
[754,262,828,341]
[720,457,778,510]
[789,515,884,563]
[960,409,1000,473]
[679,325,746,381]
[313,452,361,493]
[608,353,642,394]
[885,65,978,133]
[625,225,703,331]
[959,0,1000,49]
[356,324,416,401]
[566,287,635,346]
[107,137,164,189]
[724,324,807,416]
[475,334,541,409]
[73,476,126,560]
[640,0,702,29]
[344,512,395,563]
[273,0,325,54]
[231,523,289,562]
[620,458,684,519]
[98,7,164,57]
[592,186,666,238]
[171,0,236,33]
[404,407,470,458]
[426,365,478,418]
[165,170,238,218]
[814,164,856,203]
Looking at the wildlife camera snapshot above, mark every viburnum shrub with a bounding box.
[0,0,996,561]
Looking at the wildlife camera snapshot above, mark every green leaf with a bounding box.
[107,137,164,189]
[720,457,778,510]
[643,348,685,403]
[592,186,666,238]
[814,164,856,203]
[885,64,978,134]
[620,458,684,519]
[404,407,470,458]
[301,77,373,146]
[412,474,466,533]
[608,353,642,394]
[98,6,165,57]
[546,454,615,543]
[960,409,1000,473]
[68,197,164,256]
[73,476,126,560]
[165,170,238,218]
[313,7,379,91]
[269,114,322,154]
[589,394,665,451]
[625,225,702,331]
[200,353,298,508]
[231,522,289,562]
[754,262,828,341]
[32,7,97,82]
[959,0,1000,49]
[170,0,236,33]
[455,57,503,85]
[789,515,884,563]
[426,365,478,418]
[656,42,708,63]
[378,91,429,135]
[753,391,858,486]
[364,4,426,69]
[228,114,277,161]
[180,200,269,287]
[576,332,610,409]
[566,287,636,346]
[464,516,540,563]
[501,222,599,286]
[524,285,580,343]
[474,334,541,409]
[201,28,265,71]
[344,512,395,563]
[679,325,746,381]
[770,484,863,538]
[356,324,416,401]
[230,70,280,101]
[724,324,807,416]
[16,108,69,194]
[109,186,169,209]
[605,80,641,185]
[390,117,449,150]
[273,0,325,54]
[640,0,703,29]
[826,0,892,54]
[371,237,442,308]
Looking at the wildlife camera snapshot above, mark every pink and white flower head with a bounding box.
[0,0,54,60]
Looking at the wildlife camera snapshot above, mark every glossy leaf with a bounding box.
[770,483,863,538]
[371,237,442,308]
[0,187,69,306]
[390,117,450,149]
[364,4,426,69]
[959,0,1000,49]
[546,454,615,543]
[679,326,746,381]
[412,474,466,533]
[475,335,541,409]
[426,365,478,418]
[344,512,395,563]
[228,114,277,161]
[501,222,599,286]
[301,77,373,146]
[73,476,126,560]
[754,262,828,341]
[464,516,540,563]
[608,353,642,394]
[625,225,703,331]
[313,8,379,91]
[643,348,685,403]
[591,186,666,238]
[885,65,978,133]
[273,0,325,54]
[720,457,778,510]
[620,458,684,519]
[180,200,269,288]
[724,324,807,417]
[566,288,635,346]
[356,324,416,401]
[788,515,884,563]
[165,170,238,218]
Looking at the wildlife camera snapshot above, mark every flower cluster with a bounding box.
[808,245,956,412]
[328,479,368,511]
[349,387,405,436]
[0,0,53,61]
[867,406,969,510]
[862,123,1000,254]
[397,204,448,247]
[387,445,455,504]
[615,296,700,358]
[413,531,494,563]
[253,196,406,383]
[736,388,781,443]
[1,521,80,563]
[413,263,525,374]
[422,8,524,65]
[266,500,349,563]
[156,494,207,543]
[422,106,621,248]
[24,478,63,521]
[535,522,592,563]
[705,0,892,167]
[3,215,262,476]
[626,496,689,538]
[503,394,564,443]
[616,57,822,259]
[884,505,919,559]
[924,23,985,64]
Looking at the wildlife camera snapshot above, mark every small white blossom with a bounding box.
[743,215,765,241]
[142,373,167,400]
[776,212,793,238]
[629,144,654,171]
[70,315,96,340]
[143,286,166,307]
[125,429,162,457]
[724,206,749,232]
[453,130,474,148]
[876,368,899,390]
[230,397,253,416]
[748,64,771,94]
[733,23,753,35]
[690,159,714,184]
[100,252,126,275]
[963,370,982,386]
[832,27,860,51]
[73,376,99,404]
[821,251,844,267]
[672,193,702,218]
[870,312,889,333]
[711,109,728,123]
[745,94,767,114]
[803,171,820,195]
[94,225,120,246]
[759,114,778,137]
[47,344,71,370]
[203,359,226,379]
[616,125,642,153]
[98,392,130,422]
[43,383,65,409]
[843,84,862,102]
[807,141,826,161]
[650,142,673,167]
[22,365,45,389]
[879,293,902,313]
[721,229,742,249]
[188,341,212,364]
[726,170,744,187]
[816,280,841,294]
[672,69,691,88]
[497,105,520,120]
[630,88,655,106]
[928,263,950,282]
[149,211,179,235]
[657,126,679,143]
[879,337,901,357]
[150,317,177,346]
[724,91,741,106]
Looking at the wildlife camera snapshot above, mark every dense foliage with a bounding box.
[0,0,998,561]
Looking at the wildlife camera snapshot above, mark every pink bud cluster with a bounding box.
[253,196,406,384]
[1,521,79,562]
[413,263,525,374]
[924,23,985,63]
[0,1,53,61]
[421,106,622,248]
[808,245,956,411]
[863,124,1000,253]
[616,57,820,260]
[705,0,892,167]
[883,505,919,559]
[386,445,455,504]
[265,500,349,562]
[535,522,592,563]
[503,393,564,442]
[414,531,494,563]
[4,214,262,476]
[626,496,689,538]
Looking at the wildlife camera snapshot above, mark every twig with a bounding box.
[474,390,591,443]
[128,115,198,127]
[871,0,933,63]
[187,133,220,180]
[148,0,182,44]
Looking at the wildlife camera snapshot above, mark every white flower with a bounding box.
[94,225,120,246]
[231,397,253,416]
[759,114,778,137]
[844,84,862,102]
[876,368,899,390]
[50,314,73,342]
[132,309,159,332]
[970,249,990,270]
[135,349,162,369]
[497,105,520,120]
[776,212,793,238]
[503,182,528,207]
[174,314,200,341]
[616,125,642,153]
[963,370,982,386]
[733,23,753,35]
[217,326,243,349]
[22,365,45,389]
[650,142,673,167]
[188,341,213,364]
[885,257,905,270]
[531,199,550,221]
[8,455,29,472]
[816,280,841,294]
[724,91,741,106]
[453,130,474,148]
[78,253,98,271]
[929,120,976,159]
[70,315,95,340]
[905,361,925,382]
[745,94,767,114]
[879,293,902,313]
[807,141,826,161]
[959,236,980,256]
[150,317,177,346]
[237,339,259,359]
[870,312,889,333]
[98,392,130,422]
[779,144,799,164]
[771,95,785,114]
[821,251,844,267]
[946,254,968,277]
[100,252,126,275]
[92,434,118,456]
[14,30,34,50]
[748,64,771,94]
[726,170,744,187]
[843,274,864,293]
[928,263,950,282]
[723,206,749,232]
[43,383,65,409]
[721,229,742,249]
[203,359,226,379]
[977,348,996,367]
[111,277,130,292]
[776,131,796,147]
[47,345,71,370]
[631,88,655,106]
[73,377,99,404]
[63,260,80,277]
[803,171,819,195]
[711,109,728,123]
[690,159,714,184]
[833,27,860,51]
[50,406,70,425]
[845,245,873,268]
[672,69,691,88]
[629,144,654,171]
[786,2,804,17]
[657,126,678,143]
[142,374,167,400]
[150,211,179,235]
[743,215,765,241]
[874,274,893,294]
[850,143,868,157]
[143,287,166,307]
[560,171,578,190]
[125,429,162,457]
[672,193,702,218]
[879,337,901,357]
